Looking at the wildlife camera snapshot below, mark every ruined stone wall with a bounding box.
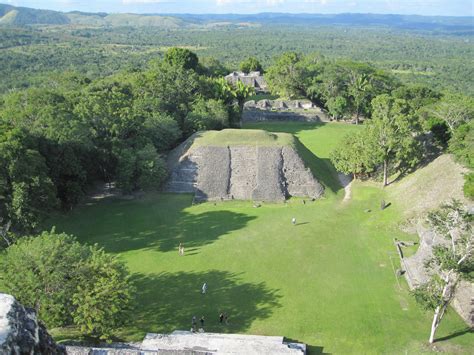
[243,100,330,123]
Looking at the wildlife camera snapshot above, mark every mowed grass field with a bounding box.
[48,122,473,354]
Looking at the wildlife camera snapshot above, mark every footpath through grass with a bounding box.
[48,122,473,354]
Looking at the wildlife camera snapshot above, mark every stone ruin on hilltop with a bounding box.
[243,99,330,123]
[225,71,268,92]
[165,130,324,202]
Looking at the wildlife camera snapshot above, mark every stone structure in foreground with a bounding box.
[67,331,306,354]
[1,293,306,354]
[0,293,66,354]
[165,130,324,202]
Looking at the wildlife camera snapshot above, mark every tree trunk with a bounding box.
[429,272,455,343]
[429,305,441,344]
[355,110,359,125]
[383,159,388,187]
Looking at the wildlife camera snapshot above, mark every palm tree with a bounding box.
[349,72,371,125]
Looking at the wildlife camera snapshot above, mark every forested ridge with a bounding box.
[0,15,473,94]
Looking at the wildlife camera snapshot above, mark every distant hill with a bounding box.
[0,4,187,28]
[66,11,187,28]
[175,13,474,33]
[0,4,70,25]
[0,3,472,33]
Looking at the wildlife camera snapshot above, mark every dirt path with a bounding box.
[338,173,353,202]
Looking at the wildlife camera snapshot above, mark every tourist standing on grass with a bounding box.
[192,316,197,332]
[292,217,296,225]
[200,316,205,329]
[219,312,224,324]
[224,312,229,325]
[178,242,183,256]
[202,282,207,294]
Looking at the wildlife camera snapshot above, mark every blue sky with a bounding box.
[3,0,473,16]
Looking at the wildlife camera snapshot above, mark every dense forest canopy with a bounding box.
[0,6,473,95]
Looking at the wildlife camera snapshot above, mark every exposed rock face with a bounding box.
[402,224,474,327]
[165,137,323,202]
[452,281,474,327]
[0,293,65,355]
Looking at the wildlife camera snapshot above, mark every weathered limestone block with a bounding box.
[228,146,257,200]
[282,146,324,199]
[194,146,230,201]
[0,293,65,355]
[252,147,286,201]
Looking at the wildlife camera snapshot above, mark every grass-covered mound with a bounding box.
[190,129,296,148]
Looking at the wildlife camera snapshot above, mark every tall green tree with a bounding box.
[1,230,134,340]
[72,248,135,341]
[164,47,199,71]
[265,52,304,99]
[116,144,167,194]
[187,98,229,131]
[239,57,263,74]
[348,72,372,125]
[74,80,136,183]
[428,93,474,132]
[0,128,57,232]
[368,94,422,186]
[330,130,379,179]
[138,61,199,130]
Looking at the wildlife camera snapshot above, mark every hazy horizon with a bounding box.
[1,0,473,17]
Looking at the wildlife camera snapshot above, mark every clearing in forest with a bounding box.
[48,122,473,354]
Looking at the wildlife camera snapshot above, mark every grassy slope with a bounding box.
[387,154,468,219]
[44,122,472,354]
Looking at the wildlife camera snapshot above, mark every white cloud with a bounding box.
[122,0,169,4]
[217,0,285,6]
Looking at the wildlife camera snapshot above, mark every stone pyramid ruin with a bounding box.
[165,129,324,202]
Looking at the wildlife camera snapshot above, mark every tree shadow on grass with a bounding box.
[435,327,473,343]
[122,270,281,339]
[70,197,256,253]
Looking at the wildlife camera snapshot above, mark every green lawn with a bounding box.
[47,122,473,354]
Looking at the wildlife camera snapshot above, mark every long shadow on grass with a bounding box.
[73,198,255,255]
[435,327,473,342]
[111,211,254,252]
[123,270,281,338]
